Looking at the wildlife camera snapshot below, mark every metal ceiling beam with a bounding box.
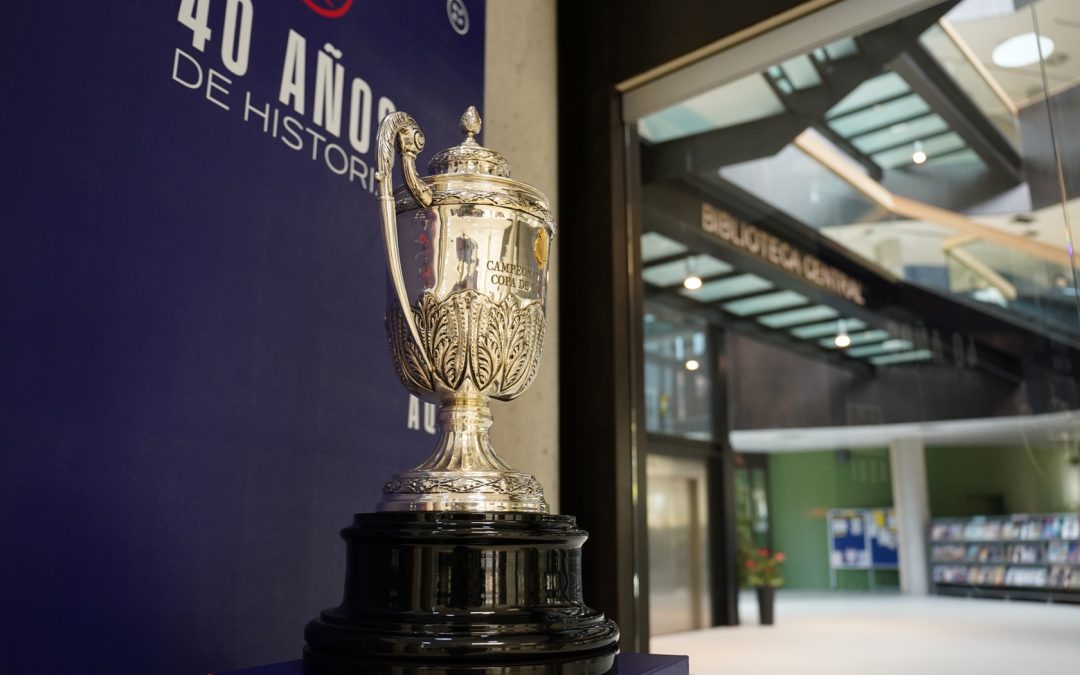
[642,2,958,187]
[643,269,742,296]
[846,110,936,141]
[921,145,970,162]
[824,89,914,121]
[718,287,802,309]
[644,289,875,376]
[763,54,888,179]
[642,251,694,269]
[641,114,806,183]
[868,128,955,156]
[813,123,883,179]
[889,45,1023,181]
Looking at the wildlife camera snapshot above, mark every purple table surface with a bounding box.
[212,653,688,675]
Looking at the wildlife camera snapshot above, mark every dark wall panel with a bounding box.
[727,333,1023,431]
[1020,84,1080,210]
[608,0,813,85]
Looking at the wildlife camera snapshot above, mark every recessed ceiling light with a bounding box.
[992,32,1055,68]
[685,359,700,371]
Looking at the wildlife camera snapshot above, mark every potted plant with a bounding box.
[745,548,785,625]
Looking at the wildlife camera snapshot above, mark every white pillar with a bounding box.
[889,437,930,595]
[483,1,560,512]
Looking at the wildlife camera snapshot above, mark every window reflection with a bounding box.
[644,304,712,440]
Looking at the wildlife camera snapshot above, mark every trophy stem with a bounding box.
[417,394,511,472]
[376,393,548,513]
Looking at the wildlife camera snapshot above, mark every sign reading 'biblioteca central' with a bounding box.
[700,202,866,305]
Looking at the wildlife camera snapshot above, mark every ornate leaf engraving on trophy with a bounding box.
[387,291,545,400]
[383,473,544,497]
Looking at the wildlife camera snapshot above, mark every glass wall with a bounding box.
[629,0,1080,639]
[644,300,713,439]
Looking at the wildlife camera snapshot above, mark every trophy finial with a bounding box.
[427,106,510,177]
[460,106,482,143]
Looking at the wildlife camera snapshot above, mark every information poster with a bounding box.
[828,509,871,568]
[827,508,898,569]
[868,507,900,567]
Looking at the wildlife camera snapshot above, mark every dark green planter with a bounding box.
[755,586,776,626]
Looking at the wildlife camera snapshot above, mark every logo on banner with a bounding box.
[303,0,354,19]
[446,0,469,35]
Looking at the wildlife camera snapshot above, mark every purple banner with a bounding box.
[1,1,485,673]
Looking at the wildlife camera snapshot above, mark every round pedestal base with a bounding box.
[303,512,619,675]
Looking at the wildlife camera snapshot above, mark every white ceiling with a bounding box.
[822,197,1076,258]
[638,72,784,143]
[945,0,1080,105]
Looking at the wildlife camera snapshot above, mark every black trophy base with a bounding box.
[303,512,620,675]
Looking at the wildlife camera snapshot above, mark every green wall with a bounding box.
[769,449,896,591]
[926,446,1079,516]
[767,445,1080,591]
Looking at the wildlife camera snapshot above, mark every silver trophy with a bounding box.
[305,106,618,674]
[375,106,552,513]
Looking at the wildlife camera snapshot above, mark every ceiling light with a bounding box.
[685,359,700,371]
[911,140,927,165]
[683,275,703,290]
[682,256,704,290]
[834,319,851,349]
[992,33,1055,69]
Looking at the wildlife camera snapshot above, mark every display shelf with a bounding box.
[931,538,1079,543]
[929,513,1080,603]
[930,513,1080,543]
[935,562,1080,568]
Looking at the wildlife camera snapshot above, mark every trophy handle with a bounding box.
[376,112,434,364]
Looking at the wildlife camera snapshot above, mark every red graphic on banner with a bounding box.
[302,0,354,19]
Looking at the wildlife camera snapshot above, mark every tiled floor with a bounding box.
[650,591,1080,674]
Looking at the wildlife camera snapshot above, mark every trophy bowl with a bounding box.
[376,106,553,513]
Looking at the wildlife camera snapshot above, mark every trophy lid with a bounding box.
[426,107,511,178]
[390,106,553,231]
